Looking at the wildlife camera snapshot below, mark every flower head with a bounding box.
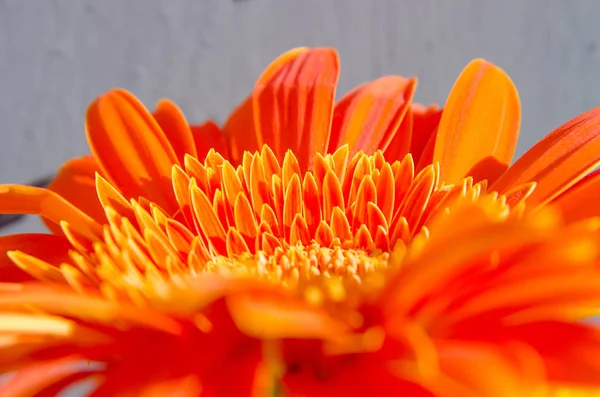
[2,47,600,396]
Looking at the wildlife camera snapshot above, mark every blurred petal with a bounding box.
[0,233,71,282]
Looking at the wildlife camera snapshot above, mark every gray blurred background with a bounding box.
[2,0,600,236]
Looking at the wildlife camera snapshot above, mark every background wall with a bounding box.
[2,0,600,235]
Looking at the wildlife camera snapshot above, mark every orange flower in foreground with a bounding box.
[1,47,600,396]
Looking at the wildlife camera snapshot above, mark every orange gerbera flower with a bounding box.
[1,47,600,396]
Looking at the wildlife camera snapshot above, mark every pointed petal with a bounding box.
[45,156,106,231]
[86,89,179,212]
[153,98,198,163]
[0,234,71,282]
[254,47,340,169]
[491,106,600,205]
[433,59,521,184]
[329,76,417,157]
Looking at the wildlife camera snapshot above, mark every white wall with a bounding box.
[2,0,600,234]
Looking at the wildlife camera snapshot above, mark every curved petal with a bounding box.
[253,47,340,170]
[551,169,600,223]
[491,106,600,205]
[433,59,521,185]
[86,89,179,212]
[0,234,72,282]
[226,288,347,340]
[329,76,417,157]
[153,99,198,164]
[45,156,106,230]
[0,185,102,240]
[0,356,93,397]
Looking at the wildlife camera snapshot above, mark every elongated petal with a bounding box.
[0,185,102,240]
[329,76,417,157]
[153,99,198,164]
[432,341,543,397]
[253,47,340,169]
[0,356,93,397]
[491,106,600,205]
[227,290,347,340]
[45,156,106,229]
[86,89,179,212]
[433,59,520,185]
[0,233,72,282]
[551,169,600,223]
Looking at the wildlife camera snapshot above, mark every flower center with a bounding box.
[12,146,482,310]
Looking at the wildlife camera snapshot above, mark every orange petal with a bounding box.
[222,96,258,165]
[433,59,521,185]
[0,185,102,240]
[493,322,600,387]
[227,289,347,340]
[153,99,198,163]
[253,47,340,170]
[0,234,72,282]
[432,341,543,397]
[491,106,600,205]
[410,103,442,165]
[45,156,106,230]
[191,120,230,162]
[329,76,417,157]
[86,89,179,212]
[551,169,600,223]
[0,284,182,334]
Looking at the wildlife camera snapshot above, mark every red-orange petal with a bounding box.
[86,89,179,212]
[433,59,521,185]
[153,98,198,164]
[192,120,231,163]
[491,106,600,205]
[0,233,72,282]
[253,47,340,170]
[329,76,417,157]
[222,97,258,165]
[45,156,106,229]
[410,103,442,165]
